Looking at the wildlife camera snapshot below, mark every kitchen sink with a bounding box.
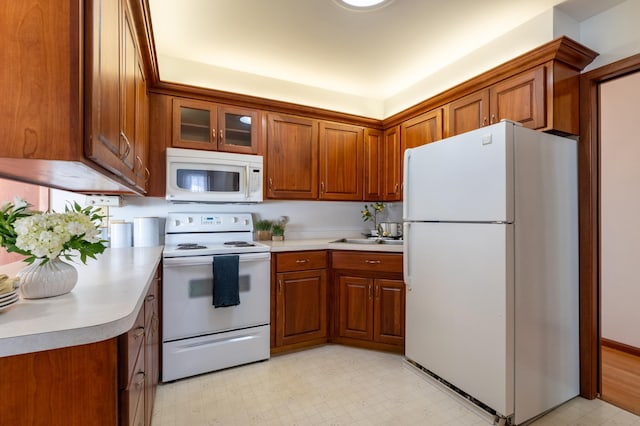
[330,238,403,245]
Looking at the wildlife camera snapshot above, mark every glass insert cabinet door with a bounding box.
[172,98,259,154]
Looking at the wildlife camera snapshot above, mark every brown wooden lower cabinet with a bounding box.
[332,251,405,353]
[119,267,160,426]
[0,339,119,425]
[272,251,328,353]
[0,267,160,426]
[336,275,405,352]
[271,250,405,355]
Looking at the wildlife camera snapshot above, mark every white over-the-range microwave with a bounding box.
[166,147,263,203]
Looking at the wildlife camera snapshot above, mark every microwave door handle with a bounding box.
[245,165,250,199]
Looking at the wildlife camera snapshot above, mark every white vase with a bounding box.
[17,258,78,299]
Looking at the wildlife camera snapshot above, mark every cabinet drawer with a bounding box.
[120,347,146,426]
[119,306,146,389]
[276,251,327,272]
[332,251,403,274]
[144,278,158,327]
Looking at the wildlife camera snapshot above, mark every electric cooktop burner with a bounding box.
[177,243,207,250]
[223,241,256,247]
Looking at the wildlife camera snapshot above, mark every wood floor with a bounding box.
[601,342,640,416]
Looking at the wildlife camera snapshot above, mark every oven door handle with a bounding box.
[163,252,271,267]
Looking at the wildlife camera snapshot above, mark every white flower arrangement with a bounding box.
[0,198,106,265]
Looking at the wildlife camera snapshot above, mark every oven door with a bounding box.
[162,252,271,341]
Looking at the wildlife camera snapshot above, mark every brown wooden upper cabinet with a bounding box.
[86,0,150,187]
[267,114,369,201]
[383,126,402,201]
[0,0,150,194]
[134,59,150,192]
[319,122,364,201]
[447,90,489,136]
[363,127,401,202]
[400,108,443,151]
[172,98,259,154]
[363,128,383,201]
[448,66,547,136]
[266,113,319,200]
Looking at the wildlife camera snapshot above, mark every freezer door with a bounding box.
[403,121,514,222]
[404,221,514,417]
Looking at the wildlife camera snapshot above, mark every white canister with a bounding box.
[110,222,133,248]
[134,217,160,247]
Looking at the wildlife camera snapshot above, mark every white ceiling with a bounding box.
[149,0,624,103]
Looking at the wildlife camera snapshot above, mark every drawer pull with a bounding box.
[133,327,145,338]
[295,259,309,264]
[365,260,381,264]
[145,294,155,302]
[134,371,146,386]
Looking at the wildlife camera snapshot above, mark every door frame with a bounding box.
[578,53,640,399]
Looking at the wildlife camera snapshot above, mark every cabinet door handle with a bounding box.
[376,284,380,299]
[268,178,273,190]
[369,284,373,299]
[135,156,143,177]
[278,279,284,293]
[320,182,325,193]
[219,129,224,140]
[482,117,487,126]
[212,128,216,141]
[120,132,131,160]
[394,183,399,194]
[491,114,496,124]
[144,167,150,183]
[365,259,381,264]
[295,259,309,264]
[146,294,155,302]
[133,326,145,339]
[134,371,146,386]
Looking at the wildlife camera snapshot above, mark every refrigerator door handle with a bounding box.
[403,222,412,289]
[403,150,411,220]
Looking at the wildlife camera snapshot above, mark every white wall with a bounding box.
[580,0,640,72]
[385,9,559,118]
[50,190,402,243]
[157,1,640,119]
[600,71,640,348]
[159,54,386,119]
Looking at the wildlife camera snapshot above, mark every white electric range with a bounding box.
[162,212,271,382]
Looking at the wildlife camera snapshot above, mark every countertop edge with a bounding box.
[0,247,162,357]
[0,241,400,358]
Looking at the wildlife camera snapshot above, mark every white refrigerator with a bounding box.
[403,121,579,425]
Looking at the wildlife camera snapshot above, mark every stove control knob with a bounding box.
[232,216,239,223]
[174,219,181,227]
[187,217,194,223]
[244,218,249,225]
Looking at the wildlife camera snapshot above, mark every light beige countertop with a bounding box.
[0,241,400,358]
[263,238,404,253]
[0,246,163,357]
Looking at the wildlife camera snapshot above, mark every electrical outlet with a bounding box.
[85,195,122,207]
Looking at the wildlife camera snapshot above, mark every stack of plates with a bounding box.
[0,289,19,312]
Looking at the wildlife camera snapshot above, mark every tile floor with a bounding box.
[152,345,640,426]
